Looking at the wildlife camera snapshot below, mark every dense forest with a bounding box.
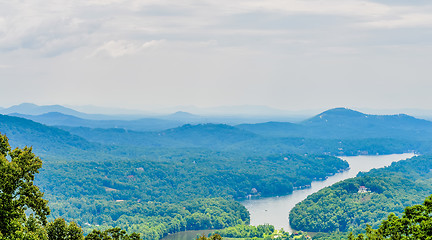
[38,153,347,237]
[290,155,432,233]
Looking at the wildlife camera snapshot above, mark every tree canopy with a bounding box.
[0,134,50,237]
[350,194,432,239]
[290,155,432,233]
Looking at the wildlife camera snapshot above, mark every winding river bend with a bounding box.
[241,153,415,233]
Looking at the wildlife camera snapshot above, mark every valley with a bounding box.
[1,104,432,239]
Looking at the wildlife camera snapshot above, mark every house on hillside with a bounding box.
[358,186,368,193]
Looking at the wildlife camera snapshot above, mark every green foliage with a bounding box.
[5,120,347,239]
[290,155,432,233]
[0,115,109,161]
[195,233,222,240]
[0,124,350,239]
[351,194,432,239]
[61,125,419,157]
[312,232,348,240]
[5,114,419,239]
[29,145,347,239]
[47,197,248,240]
[214,224,275,238]
[37,153,347,202]
[11,216,138,240]
[85,227,140,240]
[46,218,84,240]
[46,218,67,240]
[35,153,346,238]
[0,134,50,237]
[213,224,314,240]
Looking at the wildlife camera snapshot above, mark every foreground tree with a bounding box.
[0,133,50,237]
[350,194,432,239]
[46,218,84,240]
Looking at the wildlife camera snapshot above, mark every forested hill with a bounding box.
[237,107,432,140]
[0,114,107,160]
[289,155,432,233]
[60,124,420,156]
[0,113,425,161]
[59,124,258,149]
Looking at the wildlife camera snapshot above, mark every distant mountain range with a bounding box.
[2,106,432,161]
[2,103,83,117]
[0,103,139,120]
[0,103,311,123]
[4,105,432,140]
[9,112,184,132]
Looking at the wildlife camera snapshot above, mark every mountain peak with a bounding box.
[162,111,202,122]
[319,108,365,117]
[170,111,195,117]
[302,108,366,125]
[16,103,39,108]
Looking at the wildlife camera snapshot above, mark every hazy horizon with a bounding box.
[2,102,432,119]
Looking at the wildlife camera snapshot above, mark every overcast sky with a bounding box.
[1,0,432,112]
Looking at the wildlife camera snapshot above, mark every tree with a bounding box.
[46,218,67,240]
[46,218,84,240]
[84,228,141,240]
[0,133,50,237]
[67,222,85,240]
[352,194,432,239]
[196,234,223,240]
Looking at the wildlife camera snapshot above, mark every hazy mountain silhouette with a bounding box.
[237,107,432,140]
[9,112,184,132]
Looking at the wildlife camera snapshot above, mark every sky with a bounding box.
[1,0,432,113]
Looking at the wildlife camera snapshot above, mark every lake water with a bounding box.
[241,153,415,233]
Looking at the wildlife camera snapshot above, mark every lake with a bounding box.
[241,153,415,232]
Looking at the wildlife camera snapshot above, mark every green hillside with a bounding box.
[290,155,432,233]
[0,114,107,161]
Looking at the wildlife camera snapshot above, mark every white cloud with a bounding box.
[362,13,432,28]
[0,64,11,69]
[212,0,392,18]
[0,0,431,55]
[199,40,218,47]
[90,39,165,58]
